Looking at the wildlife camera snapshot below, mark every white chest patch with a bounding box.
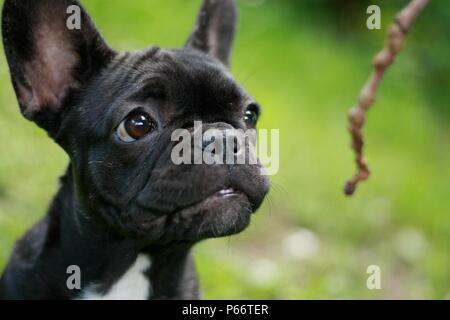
[80,254,152,300]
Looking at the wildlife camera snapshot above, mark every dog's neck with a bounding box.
[4,166,199,299]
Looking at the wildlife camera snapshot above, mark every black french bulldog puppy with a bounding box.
[0,0,269,299]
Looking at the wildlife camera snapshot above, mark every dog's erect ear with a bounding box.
[185,0,237,66]
[2,0,116,136]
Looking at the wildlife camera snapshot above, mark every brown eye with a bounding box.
[117,113,155,142]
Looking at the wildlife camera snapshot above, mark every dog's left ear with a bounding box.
[185,0,237,66]
[2,0,116,137]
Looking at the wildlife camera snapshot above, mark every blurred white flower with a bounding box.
[249,258,279,286]
[282,229,320,261]
[393,227,428,263]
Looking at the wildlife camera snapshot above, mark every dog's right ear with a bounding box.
[2,0,116,137]
[185,0,237,66]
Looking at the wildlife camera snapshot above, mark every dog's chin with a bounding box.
[175,190,252,240]
[121,190,253,243]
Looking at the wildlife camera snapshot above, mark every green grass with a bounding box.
[1,0,449,299]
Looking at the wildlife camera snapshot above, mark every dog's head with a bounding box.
[2,0,269,244]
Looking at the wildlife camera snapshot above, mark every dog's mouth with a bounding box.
[216,187,239,198]
[175,187,249,217]
[121,187,253,242]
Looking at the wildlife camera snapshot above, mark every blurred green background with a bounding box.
[0,0,449,299]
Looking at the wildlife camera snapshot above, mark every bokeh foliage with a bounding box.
[0,0,449,299]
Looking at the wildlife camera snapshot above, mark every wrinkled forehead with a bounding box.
[105,47,245,99]
[90,47,247,107]
[143,48,247,104]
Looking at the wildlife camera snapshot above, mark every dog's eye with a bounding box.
[117,113,156,142]
[244,104,260,126]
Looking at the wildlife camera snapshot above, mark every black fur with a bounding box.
[0,0,268,299]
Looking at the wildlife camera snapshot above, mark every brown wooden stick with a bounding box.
[344,0,430,196]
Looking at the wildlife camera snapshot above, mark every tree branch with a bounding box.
[344,0,430,196]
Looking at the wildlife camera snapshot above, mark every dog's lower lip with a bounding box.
[135,188,245,215]
[176,188,245,215]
